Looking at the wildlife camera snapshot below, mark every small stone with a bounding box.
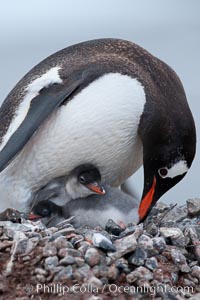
[86,276,103,288]
[107,264,119,281]
[146,223,159,236]
[22,256,31,261]
[43,243,57,257]
[44,256,59,271]
[78,241,91,255]
[0,240,13,251]
[53,265,73,282]
[15,238,36,255]
[126,266,153,283]
[85,248,100,267]
[160,227,186,247]
[56,227,75,236]
[105,219,123,236]
[138,234,158,257]
[54,236,73,249]
[36,274,46,283]
[145,257,158,270]
[118,225,137,239]
[35,268,47,276]
[152,237,166,253]
[191,266,200,280]
[108,233,137,260]
[115,258,130,274]
[170,249,190,273]
[187,198,200,216]
[92,233,116,252]
[184,227,200,262]
[59,256,75,266]
[73,264,91,281]
[128,246,147,266]
[138,234,153,247]
[93,265,109,278]
[160,227,182,238]
[74,257,85,267]
[58,248,82,258]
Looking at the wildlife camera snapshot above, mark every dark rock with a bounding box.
[105,219,124,236]
[152,237,166,253]
[128,246,147,266]
[145,257,158,270]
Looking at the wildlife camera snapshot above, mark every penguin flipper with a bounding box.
[0,82,80,172]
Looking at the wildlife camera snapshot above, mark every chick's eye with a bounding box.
[41,208,51,216]
[79,176,86,184]
[158,167,168,178]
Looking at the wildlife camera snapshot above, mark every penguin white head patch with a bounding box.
[158,160,189,179]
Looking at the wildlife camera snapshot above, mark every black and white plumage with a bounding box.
[0,39,196,221]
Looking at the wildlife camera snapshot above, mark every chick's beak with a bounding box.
[28,212,42,220]
[86,182,106,195]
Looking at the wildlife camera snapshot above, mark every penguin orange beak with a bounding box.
[86,183,106,195]
[28,212,42,220]
[138,176,157,222]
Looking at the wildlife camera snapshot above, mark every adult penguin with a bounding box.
[0,39,196,221]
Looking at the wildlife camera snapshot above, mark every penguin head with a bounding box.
[65,164,106,200]
[29,200,58,218]
[139,120,196,222]
[28,199,66,226]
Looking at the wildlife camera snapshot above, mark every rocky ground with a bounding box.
[0,199,200,300]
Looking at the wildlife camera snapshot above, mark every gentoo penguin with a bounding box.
[29,184,139,228]
[32,164,105,207]
[0,39,196,222]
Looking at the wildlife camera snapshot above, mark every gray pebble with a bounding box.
[59,255,75,266]
[108,233,137,260]
[187,198,200,216]
[54,236,73,249]
[58,248,82,258]
[126,266,153,283]
[152,237,166,253]
[44,256,59,271]
[128,246,147,266]
[43,243,57,257]
[85,248,101,267]
[145,257,158,270]
[53,265,73,282]
[170,249,190,273]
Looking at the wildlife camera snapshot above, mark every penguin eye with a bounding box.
[41,207,51,217]
[158,167,168,178]
[79,175,86,184]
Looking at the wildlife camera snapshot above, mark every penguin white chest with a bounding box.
[16,73,146,188]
